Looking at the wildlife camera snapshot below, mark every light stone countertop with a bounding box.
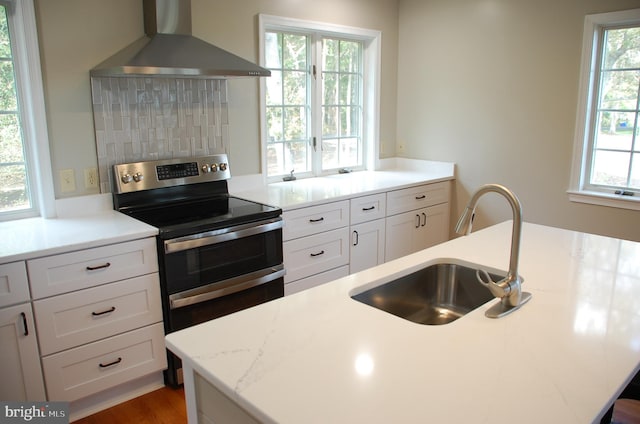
[166,221,640,424]
[231,159,455,210]
[0,194,157,263]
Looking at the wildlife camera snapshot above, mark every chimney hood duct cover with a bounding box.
[90,0,270,78]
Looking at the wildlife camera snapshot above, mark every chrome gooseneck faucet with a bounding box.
[455,184,532,318]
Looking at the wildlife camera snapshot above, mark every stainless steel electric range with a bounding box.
[112,154,283,386]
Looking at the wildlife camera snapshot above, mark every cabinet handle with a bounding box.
[99,357,122,368]
[415,195,426,200]
[86,262,111,271]
[421,212,427,227]
[353,230,359,246]
[309,217,324,223]
[362,206,375,211]
[415,214,420,228]
[20,312,28,336]
[310,250,325,257]
[92,306,116,316]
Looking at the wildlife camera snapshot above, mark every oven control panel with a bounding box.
[112,154,231,194]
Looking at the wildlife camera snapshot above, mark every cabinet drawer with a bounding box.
[284,265,349,296]
[283,227,349,283]
[34,273,163,356]
[350,193,386,225]
[28,238,158,299]
[41,323,166,402]
[283,200,349,241]
[386,181,450,216]
[0,261,30,308]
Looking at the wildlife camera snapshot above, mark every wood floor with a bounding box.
[73,386,187,424]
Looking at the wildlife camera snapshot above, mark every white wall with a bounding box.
[396,0,640,241]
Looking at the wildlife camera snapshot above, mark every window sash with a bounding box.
[584,25,640,194]
[569,9,640,210]
[259,14,380,183]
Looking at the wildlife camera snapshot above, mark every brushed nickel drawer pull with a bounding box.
[99,357,122,368]
[310,250,325,257]
[309,217,324,223]
[86,262,111,271]
[92,306,116,316]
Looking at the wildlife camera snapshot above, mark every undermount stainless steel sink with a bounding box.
[351,262,502,325]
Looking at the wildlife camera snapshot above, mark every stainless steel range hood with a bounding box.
[90,0,270,78]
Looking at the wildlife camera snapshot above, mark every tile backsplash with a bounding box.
[91,77,229,193]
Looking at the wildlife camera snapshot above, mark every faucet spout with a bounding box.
[455,184,532,318]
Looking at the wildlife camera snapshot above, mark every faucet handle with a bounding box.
[476,269,511,298]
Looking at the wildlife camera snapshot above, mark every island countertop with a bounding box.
[165,221,640,424]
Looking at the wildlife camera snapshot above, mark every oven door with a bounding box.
[162,217,283,296]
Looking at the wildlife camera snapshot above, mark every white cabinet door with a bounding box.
[385,203,449,262]
[385,209,422,261]
[350,219,386,274]
[418,202,449,251]
[0,303,46,401]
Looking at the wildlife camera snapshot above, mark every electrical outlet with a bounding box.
[84,167,98,189]
[60,169,76,193]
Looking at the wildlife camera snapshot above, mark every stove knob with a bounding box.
[201,164,211,173]
[219,163,228,171]
[133,172,144,182]
[121,173,133,184]
[210,163,218,172]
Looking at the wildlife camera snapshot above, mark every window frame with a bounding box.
[258,14,381,183]
[569,8,640,211]
[0,0,54,220]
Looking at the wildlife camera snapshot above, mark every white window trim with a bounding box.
[1,0,54,220]
[568,8,640,212]
[258,14,381,183]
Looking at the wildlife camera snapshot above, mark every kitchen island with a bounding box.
[165,221,640,423]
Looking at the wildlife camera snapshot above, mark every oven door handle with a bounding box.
[169,264,285,310]
[164,217,283,254]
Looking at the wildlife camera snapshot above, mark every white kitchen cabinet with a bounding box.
[385,202,449,262]
[0,302,46,401]
[34,274,163,356]
[349,193,386,274]
[0,262,31,308]
[282,182,451,293]
[27,237,158,299]
[282,200,349,240]
[285,265,349,296]
[283,227,350,284]
[42,323,166,402]
[0,261,46,401]
[27,237,166,404]
[386,181,449,216]
[283,201,350,292]
[350,219,386,274]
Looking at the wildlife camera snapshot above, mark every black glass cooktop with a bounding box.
[122,195,281,239]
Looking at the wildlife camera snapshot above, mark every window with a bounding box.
[259,15,380,181]
[570,9,640,210]
[0,0,52,221]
